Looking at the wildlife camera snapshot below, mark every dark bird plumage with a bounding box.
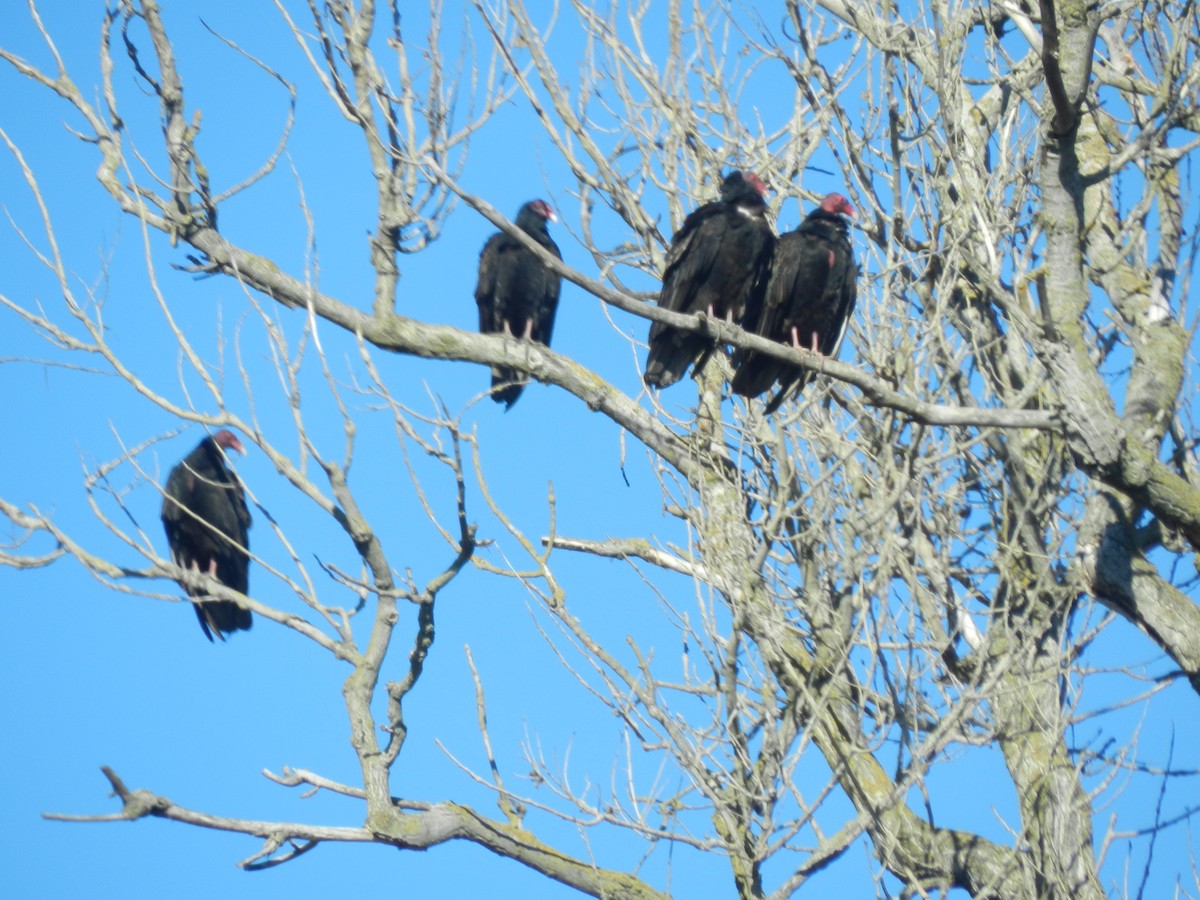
[731,192,858,413]
[475,199,563,408]
[161,429,252,641]
[643,171,775,389]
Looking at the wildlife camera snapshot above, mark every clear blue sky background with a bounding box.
[2,3,1197,899]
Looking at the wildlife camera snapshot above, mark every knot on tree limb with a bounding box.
[1115,435,1155,488]
[102,766,169,819]
[119,788,170,819]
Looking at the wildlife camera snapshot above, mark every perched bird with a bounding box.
[731,192,858,413]
[161,429,252,641]
[474,199,563,408]
[643,171,774,389]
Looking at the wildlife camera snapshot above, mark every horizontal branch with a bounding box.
[44,767,373,862]
[544,535,714,583]
[50,767,666,899]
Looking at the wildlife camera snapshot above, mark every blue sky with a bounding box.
[2,3,1198,899]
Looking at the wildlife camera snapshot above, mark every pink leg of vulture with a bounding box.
[789,328,822,354]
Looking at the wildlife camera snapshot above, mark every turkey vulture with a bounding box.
[643,171,774,389]
[474,199,562,408]
[731,192,857,413]
[161,429,252,641]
